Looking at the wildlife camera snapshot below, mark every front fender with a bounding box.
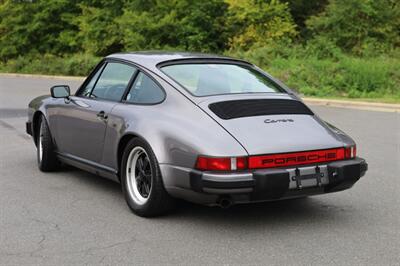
[28,95,50,143]
[28,95,60,145]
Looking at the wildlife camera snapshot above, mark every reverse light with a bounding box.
[344,145,357,159]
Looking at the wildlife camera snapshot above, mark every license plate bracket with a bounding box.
[292,166,324,189]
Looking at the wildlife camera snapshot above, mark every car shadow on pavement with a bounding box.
[172,198,344,226]
[62,165,350,228]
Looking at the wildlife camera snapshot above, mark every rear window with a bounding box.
[161,63,285,97]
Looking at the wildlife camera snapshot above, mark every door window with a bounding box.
[125,72,165,104]
[90,62,137,101]
[78,63,105,97]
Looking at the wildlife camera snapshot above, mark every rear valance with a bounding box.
[209,99,314,120]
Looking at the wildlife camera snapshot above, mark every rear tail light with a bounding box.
[195,146,357,171]
[236,157,247,169]
[195,156,247,171]
[344,145,356,159]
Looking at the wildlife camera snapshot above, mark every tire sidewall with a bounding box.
[36,115,58,171]
[36,116,45,169]
[121,138,161,214]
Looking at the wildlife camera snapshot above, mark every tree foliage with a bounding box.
[226,0,297,50]
[0,0,80,60]
[0,0,398,100]
[0,0,398,60]
[307,0,400,55]
[284,0,328,39]
[117,0,228,52]
[72,0,125,55]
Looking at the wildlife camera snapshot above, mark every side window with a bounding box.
[90,62,137,101]
[78,63,104,97]
[125,72,165,104]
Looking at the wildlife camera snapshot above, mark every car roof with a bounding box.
[106,51,251,69]
[105,51,289,104]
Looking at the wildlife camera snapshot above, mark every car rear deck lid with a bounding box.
[209,99,314,120]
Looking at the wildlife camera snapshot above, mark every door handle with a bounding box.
[96,111,108,120]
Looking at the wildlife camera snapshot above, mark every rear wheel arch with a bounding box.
[117,133,157,179]
[117,133,165,180]
[120,137,175,216]
[117,133,145,178]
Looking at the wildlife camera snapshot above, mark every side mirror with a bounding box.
[51,85,70,98]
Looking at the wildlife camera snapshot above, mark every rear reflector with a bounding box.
[195,146,356,171]
[248,148,346,169]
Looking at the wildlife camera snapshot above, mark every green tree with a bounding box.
[117,0,228,52]
[72,0,125,56]
[307,0,400,55]
[284,0,328,39]
[226,0,297,50]
[176,0,229,52]
[0,0,80,61]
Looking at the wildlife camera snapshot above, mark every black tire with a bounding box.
[36,115,59,172]
[121,138,175,217]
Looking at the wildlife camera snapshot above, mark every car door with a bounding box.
[100,71,166,170]
[55,61,137,163]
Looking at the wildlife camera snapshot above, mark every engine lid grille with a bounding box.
[208,99,314,120]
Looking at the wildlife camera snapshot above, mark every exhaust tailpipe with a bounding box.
[218,196,233,208]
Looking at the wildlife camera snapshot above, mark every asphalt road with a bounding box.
[0,75,399,265]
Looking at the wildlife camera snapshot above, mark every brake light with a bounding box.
[344,145,356,159]
[195,156,247,171]
[236,157,247,169]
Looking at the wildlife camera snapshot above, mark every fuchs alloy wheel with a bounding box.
[126,146,152,205]
[36,115,59,172]
[121,138,175,217]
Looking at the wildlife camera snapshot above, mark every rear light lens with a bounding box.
[195,146,357,171]
[248,148,345,169]
[236,157,247,169]
[195,156,247,171]
[344,145,356,159]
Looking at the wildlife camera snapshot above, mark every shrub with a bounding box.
[228,47,400,100]
[304,36,343,60]
[0,54,100,76]
[306,0,400,55]
[1,51,399,102]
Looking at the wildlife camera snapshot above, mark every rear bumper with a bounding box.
[161,158,367,205]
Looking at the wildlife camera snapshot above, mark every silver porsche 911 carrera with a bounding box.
[26,52,368,216]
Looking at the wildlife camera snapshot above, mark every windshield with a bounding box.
[161,63,285,97]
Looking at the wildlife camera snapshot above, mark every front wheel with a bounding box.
[121,138,175,217]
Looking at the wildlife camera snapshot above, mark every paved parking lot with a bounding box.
[0,75,399,265]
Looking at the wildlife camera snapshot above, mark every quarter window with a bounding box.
[125,72,165,104]
[90,62,137,101]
